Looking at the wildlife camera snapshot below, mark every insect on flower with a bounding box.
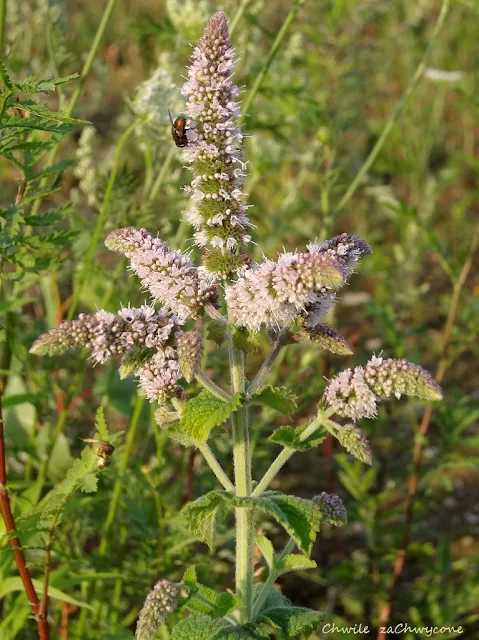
[168,109,189,147]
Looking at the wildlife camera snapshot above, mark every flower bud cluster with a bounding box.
[105,227,218,320]
[30,306,185,403]
[137,351,182,404]
[364,355,443,400]
[135,579,180,640]
[296,323,353,356]
[324,356,443,422]
[335,424,373,464]
[313,492,348,526]
[182,11,251,276]
[177,330,203,383]
[225,247,346,332]
[30,305,180,365]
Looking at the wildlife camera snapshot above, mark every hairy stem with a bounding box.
[252,412,325,497]
[195,370,232,402]
[247,333,286,397]
[336,0,451,213]
[205,303,227,324]
[228,329,254,622]
[198,443,235,492]
[0,394,49,640]
[252,538,295,617]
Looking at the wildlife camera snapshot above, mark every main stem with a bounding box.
[228,330,254,622]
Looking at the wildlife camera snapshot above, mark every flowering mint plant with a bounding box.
[31,12,442,639]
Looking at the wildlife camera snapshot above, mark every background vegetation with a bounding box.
[1,0,478,638]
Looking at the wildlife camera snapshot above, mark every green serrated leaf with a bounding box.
[180,490,228,550]
[255,535,275,569]
[255,588,324,636]
[171,616,267,640]
[178,390,243,442]
[207,321,227,347]
[14,72,79,94]
[2,115,73,133]
[23,204,73,227]
[253,385,298,416]
[94,406,109,441]
[232,326,260,353]
[214,593,242,618]
[14,99,89,124]
[236,493,322,556]
[182,566,198,591]
[32,158,76,180]
[80,473,98,493]
[269,424,328,451]
[167,425,198,448]
[0,60,14,89]
[275,554,317,576]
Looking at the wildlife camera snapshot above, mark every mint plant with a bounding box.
[30,12,443,639]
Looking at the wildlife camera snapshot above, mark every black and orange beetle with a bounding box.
[168,109,189,147]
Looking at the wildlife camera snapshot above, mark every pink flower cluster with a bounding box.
[105,227,218,320]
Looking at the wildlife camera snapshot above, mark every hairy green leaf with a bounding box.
[178,390,243,442]
[236,493,322,556]
[14,100,89,124]
[232,326,260,353]
[94,406,109,441]
[172,616,268,640]
[255,588,324,636]
[206,320,227,346]
[0,60,13,89]
[180,490,228,550]
[269,424,328,451]
[253,386,297,415]
[275,554,317,575]
[255,535,275,569]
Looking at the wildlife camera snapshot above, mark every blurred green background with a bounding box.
[0,0,478,638]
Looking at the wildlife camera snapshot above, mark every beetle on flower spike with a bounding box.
[168,108,189,147]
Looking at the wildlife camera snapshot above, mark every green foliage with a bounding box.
[182,490,322,556]
[207,320,227,346]
[269,423,328,451]
[171,615,268,640]
[181,490,228,550]
[232,326,260,353]
[252,385,298,416]
[256,588,325,637]
[177,390,244,443]
[1,1,478,638]
[0,66,84,281]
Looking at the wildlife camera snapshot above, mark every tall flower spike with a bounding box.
[182,11,251,276]
[105,227,218,320]
[225,248,344,332]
